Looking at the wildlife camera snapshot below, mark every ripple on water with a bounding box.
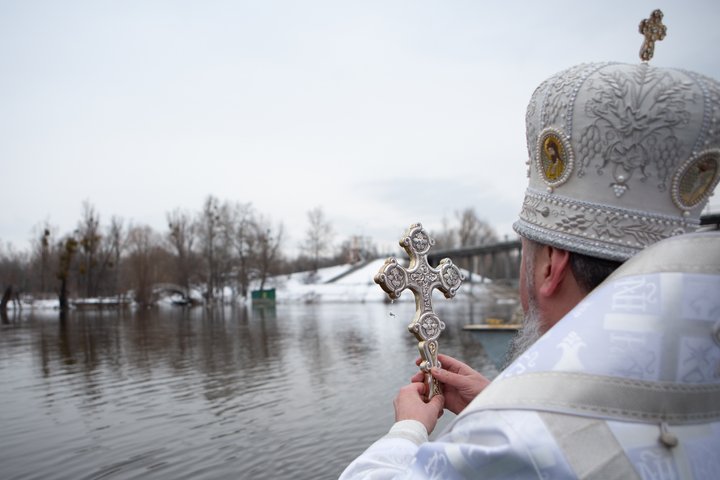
[0,302,507,479]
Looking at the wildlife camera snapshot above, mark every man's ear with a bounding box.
[537,245,571,298]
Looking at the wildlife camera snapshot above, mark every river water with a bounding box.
[0,301,515,479]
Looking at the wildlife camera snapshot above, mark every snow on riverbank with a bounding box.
[6,258,518,310]
[261,258,514,305]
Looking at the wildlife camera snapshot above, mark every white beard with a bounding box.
[504,298,542,367]
[504,243,543,367]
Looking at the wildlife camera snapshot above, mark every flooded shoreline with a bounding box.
[0,302,513,479]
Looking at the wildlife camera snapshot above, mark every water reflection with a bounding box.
[0,301,513,479]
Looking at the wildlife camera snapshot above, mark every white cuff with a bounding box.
[384,420,428,446]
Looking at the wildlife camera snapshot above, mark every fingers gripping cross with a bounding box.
[374,223,464,401]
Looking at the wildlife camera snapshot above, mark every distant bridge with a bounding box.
[428,239,522,284]
[152,283,192,303]
[153,283,189,296]
[428,213,720,284]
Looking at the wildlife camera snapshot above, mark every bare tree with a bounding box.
[0,242,28,313]
[196,195,223,303]
[433,208,498,249]
[253,216,284,291]
[30,222,55,294]
[125,224,159,307]
[56,235,78,312]
[215,202,235,303]
[77,201,103,297]
[302,206,334,272]
[84,216,126,298]
[105,217,125,298]
[456,207,497,246]
[228,202,255,298]
[40,227,51,292]
[166,209,196,295]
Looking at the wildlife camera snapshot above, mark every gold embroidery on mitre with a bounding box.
[672,150,720,210]
[536,128,574,190]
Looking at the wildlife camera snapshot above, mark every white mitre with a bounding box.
[514,17,720,261]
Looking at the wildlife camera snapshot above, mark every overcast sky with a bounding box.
[1,1,719,255]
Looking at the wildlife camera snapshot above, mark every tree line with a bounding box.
[0,199,496,311]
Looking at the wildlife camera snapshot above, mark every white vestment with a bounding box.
[340,232,720,479]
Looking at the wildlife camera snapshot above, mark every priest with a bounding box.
[340,10,720,479]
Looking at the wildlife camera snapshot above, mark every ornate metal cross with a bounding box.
[639,9,666,62]
[374,223,464,401]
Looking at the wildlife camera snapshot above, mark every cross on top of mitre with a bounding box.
[639,9,667,62]
[374,223,464,400]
